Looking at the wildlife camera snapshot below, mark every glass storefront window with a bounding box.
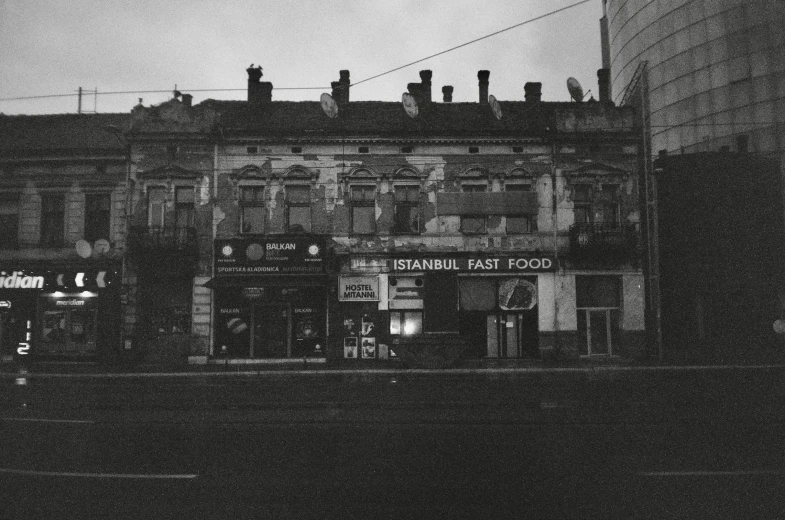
[389,311,422,336]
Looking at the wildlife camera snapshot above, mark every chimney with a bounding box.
[332,70,350,104]
[598,68,611,103]
[442,86,454,102]
[247,65,264,103]
[407,82,423,104]
[419,70,432,102]
[524,82,542,102]
[181,94,193,107]
[478,70,490,104]
[259,82,273,103]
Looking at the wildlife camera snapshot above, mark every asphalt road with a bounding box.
[0,367,784,519]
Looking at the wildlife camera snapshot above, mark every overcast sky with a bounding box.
[0,0,601,115]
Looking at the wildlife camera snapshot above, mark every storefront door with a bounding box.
[251,303,291,358]
[486,311,538,359]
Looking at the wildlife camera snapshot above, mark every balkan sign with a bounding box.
[392,256,556,273]
[214,237,325,275]
[339,276,380,301]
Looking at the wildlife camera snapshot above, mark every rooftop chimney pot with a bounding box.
[442,86,454,103]
[419,70,432,102]
[181,94,193,107]
[478,70,490,104]
[524,82,542,102]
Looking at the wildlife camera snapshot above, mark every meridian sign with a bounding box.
[392,256,556,273]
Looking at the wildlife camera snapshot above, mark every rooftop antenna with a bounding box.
[402,92,419,118]
[567,77,591,102]
[320,93,338,119]
[488,94,503,120]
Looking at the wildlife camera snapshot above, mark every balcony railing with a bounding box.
[568,223,638,263]
[128,226,198,261]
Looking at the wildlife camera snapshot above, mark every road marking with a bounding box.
[0,468,198,479]
[1,417,93,424]
[640,470,782,477]
[2,363,785,379]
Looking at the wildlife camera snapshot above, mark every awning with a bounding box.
[202,274,327,288]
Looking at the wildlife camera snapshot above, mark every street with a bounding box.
[1,366,784,519]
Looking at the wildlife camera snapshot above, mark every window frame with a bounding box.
[0,192,20,249]
[40,192,65,248]
[571,183,621,227]
[389,310,424,336]
[147,186,167,229]
[350,184,377,235]
[460,182,488,234]
[84,192,111,243]
[239,184,266,234]
[285,184,312,233]
[393,184,422,235]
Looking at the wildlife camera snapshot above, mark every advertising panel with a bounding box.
[392,256,556,273]
[338,276,379,301]
[214,237,325,275]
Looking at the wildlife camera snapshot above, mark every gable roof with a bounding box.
[200,99,635,140]
[0,113,130,157]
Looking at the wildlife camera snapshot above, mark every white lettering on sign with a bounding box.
[55,299,86,306]
[266,243,296,251]
[468,258,499,270]
[17,320,32,355]
[0,271,44,289]
[392,259,460,271]
[507,258,552,270]
[339,276,380,301]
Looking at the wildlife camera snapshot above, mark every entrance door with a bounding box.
[486,312,538,358]
[251,304,291,358]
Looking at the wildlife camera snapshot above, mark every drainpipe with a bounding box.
[209,141,219,357]
[551,131,560,360]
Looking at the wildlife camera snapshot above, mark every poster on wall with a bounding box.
[499,279,537,310]
[344,337,358,358]
[361,337,376,359]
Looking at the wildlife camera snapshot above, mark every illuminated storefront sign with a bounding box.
[339,276,379,301]
[392,256,556,273]
[214,237,325,275]
[0,271,44,289]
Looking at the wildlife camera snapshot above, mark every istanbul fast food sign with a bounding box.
[392,256,556,273]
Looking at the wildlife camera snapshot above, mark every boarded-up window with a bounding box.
[458,278,496,310]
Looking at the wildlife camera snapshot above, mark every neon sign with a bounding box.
[0,271,44,289]
[17,320,32,355]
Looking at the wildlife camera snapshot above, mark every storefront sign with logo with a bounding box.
[0,270,45,289]
[339,276,379,301]
[214,237,325,275]
[392,256,556,273]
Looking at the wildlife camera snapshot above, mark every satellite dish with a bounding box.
[93,239,110,255]
[320,93,338,119]
[567,77,584,102]
[75,239,92,259]
[401,92,419,118]
[488,95,503,120]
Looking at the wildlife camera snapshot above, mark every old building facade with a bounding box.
[0,114,128,362]
[123,68,645,365]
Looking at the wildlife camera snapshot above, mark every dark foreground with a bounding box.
[1,366,784,519]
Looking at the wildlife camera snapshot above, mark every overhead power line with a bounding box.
[0,1,590,103]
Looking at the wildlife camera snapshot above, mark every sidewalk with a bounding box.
[3,355,784,377]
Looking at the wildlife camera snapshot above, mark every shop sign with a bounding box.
[392,256,556,273]
[0,301,10,309]
[242,287,265,299]
[214,237,325,275]
[0,270,45,289]
[338,276,379,301]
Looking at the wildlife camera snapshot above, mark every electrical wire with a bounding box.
[0,1,590,103]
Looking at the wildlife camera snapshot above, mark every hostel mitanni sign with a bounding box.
[215,237,325,275]
[339,276,379,301]
[392,256,556,273]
